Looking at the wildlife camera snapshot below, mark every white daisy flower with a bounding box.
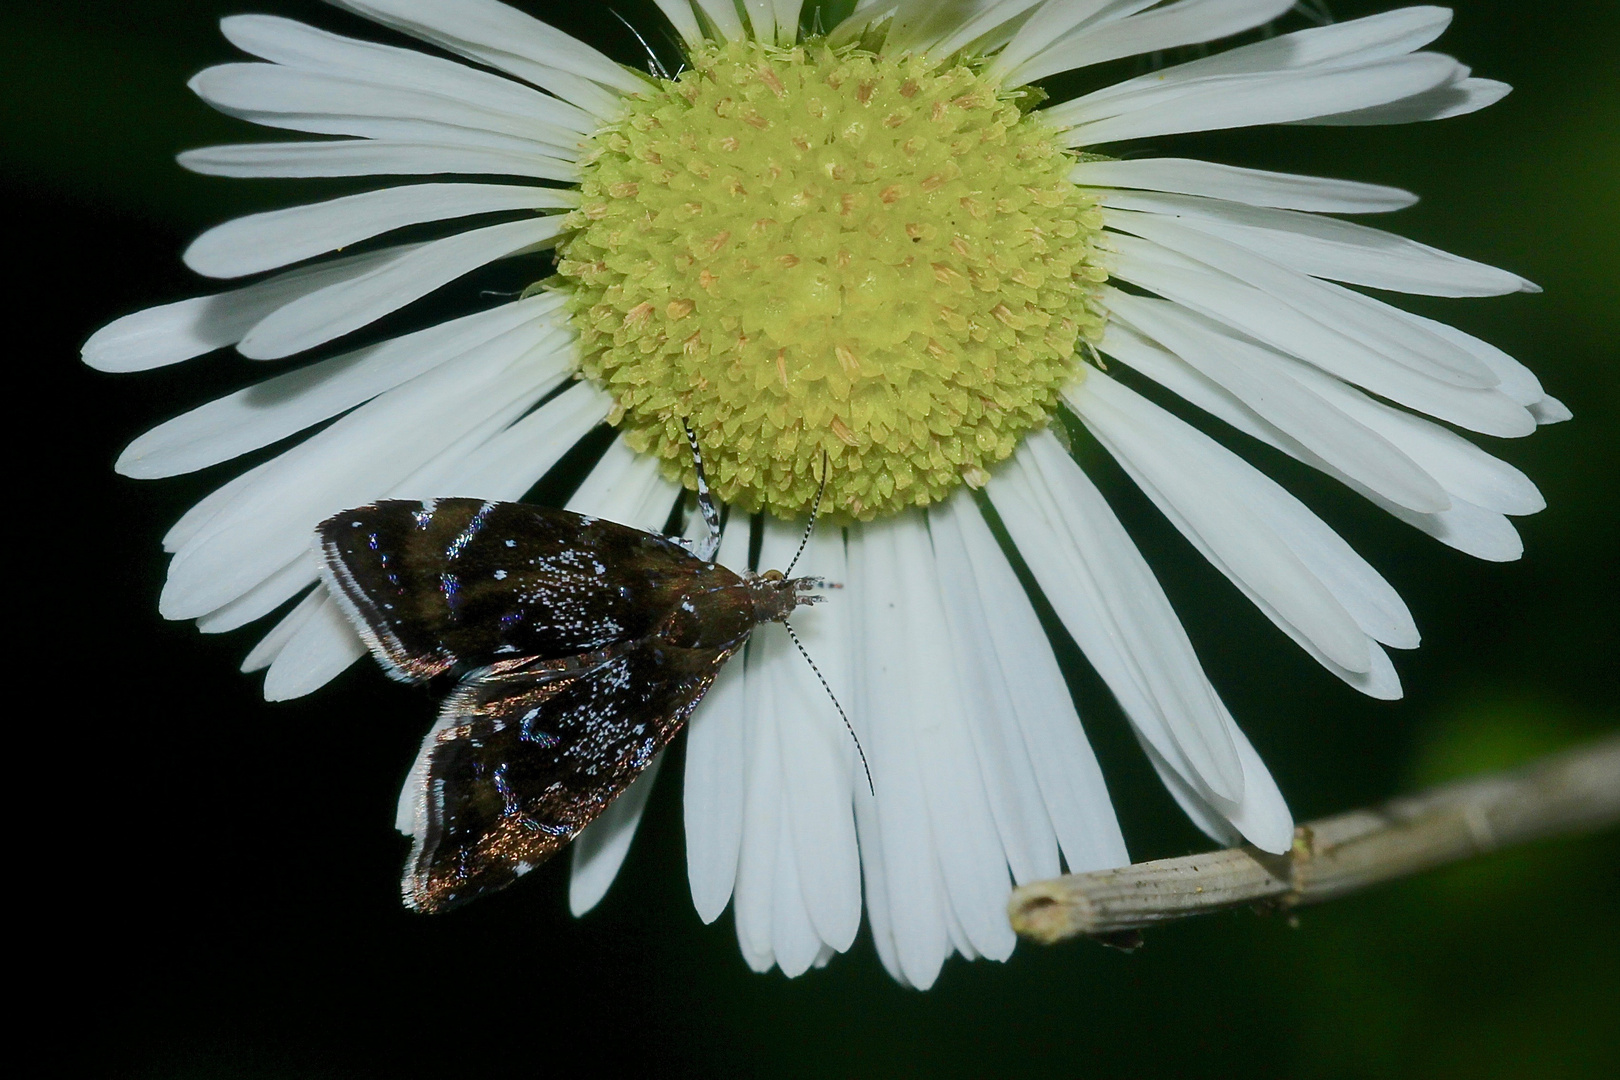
[84,0,1567,988]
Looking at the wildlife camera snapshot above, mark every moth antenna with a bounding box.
[783,620,873,797]
[611,9,670,79]
[784,450,829,578]
[681,418,721,562]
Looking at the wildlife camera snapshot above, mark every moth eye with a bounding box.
[762,569,785,582]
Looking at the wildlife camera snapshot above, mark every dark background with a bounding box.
[10,1,1616,1076]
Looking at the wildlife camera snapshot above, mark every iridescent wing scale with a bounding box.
[399,640,736,911]
[317,499,728,682]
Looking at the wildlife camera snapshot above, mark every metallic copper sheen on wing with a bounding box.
[317,498,821,913]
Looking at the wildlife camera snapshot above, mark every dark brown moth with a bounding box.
[316,434,827,913]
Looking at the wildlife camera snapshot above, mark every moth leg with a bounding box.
[682,418,722,562]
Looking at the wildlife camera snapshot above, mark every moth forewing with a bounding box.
[316,496,827,913]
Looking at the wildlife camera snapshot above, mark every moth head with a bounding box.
[747,570,832,624]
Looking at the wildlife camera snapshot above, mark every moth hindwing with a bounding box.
[316,498,819,912]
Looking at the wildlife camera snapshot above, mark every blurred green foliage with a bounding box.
[13,1,1615,1078]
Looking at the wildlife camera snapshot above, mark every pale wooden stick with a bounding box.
[1010,733,1620,945]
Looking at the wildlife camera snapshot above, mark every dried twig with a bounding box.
[1010,733,1620,945]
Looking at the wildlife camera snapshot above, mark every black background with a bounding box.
[10,2,1617,1076]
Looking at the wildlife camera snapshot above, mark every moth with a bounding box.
[317,432,830,913]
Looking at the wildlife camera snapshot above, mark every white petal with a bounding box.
[326,0,646,113]
[1012,0,1293,85]
[1104,209,1500,386]
[568,753,665,915]
[891,515,1016,962]
[338,383,544,546]
[1531,396,1572,425]
[683,520,753,923]
[563,437,683,531]
[691,0,746,41]
[987,444,1290,848]
[1302,76,1511,125]
[238,216,565,359]
[189,63,584,158]
[921,1,1051,60]
[1098,321,1282,444]
[1103,248,1536,437]
[118,295,566,478]
[1070,373,1417,694]
[770,812,824,978]
[1382,496,1523,562]
[847,520,951,989]
[162,328,570,618]
[1084,6,1454,91]
[180,141,580,182]
[165,459,277,555]
[758,598,838,977]
[1102,323,1528,562]
[1104,289,1450,514]
[1382,306,1547,408]
[424,381,612,501]
[262,591,368,701]
[186,183,574,279]
[1071,371,1374,674]
[1079,365,1418,654]
[760,521,861,952]
[853,782,908,986]
[241,584,324,673]
[259,388,573,680]
[936,491,1128,873]
[1139,736,1238,847]
[742,0,778,43]
[940,858,981,961]
[376,354,566,496]
[219,14,597,135]
[991,431,1244,803]
[1102,189,1531,297]
[990,0,1145,75]
[928,497,1063,883]
[651,1,704,47]
[772,0,806,40]
[735,620,785,972]
[1138,723,1294,854]
[1051,54,1461,145]
[829,0,1030,52]
[1072,157,1416,214]
[83,248,403,373]
[1269,366,1546,516]
[196,559,316,634]
[246,395,542,666]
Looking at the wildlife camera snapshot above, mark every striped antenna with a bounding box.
[784,450,829,578]
[681,419,721,562]
[784,620,873,796]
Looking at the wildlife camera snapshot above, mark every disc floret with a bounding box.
[557,39,1107,519]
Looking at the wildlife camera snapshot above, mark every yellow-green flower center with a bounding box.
[556,39,1107,519]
